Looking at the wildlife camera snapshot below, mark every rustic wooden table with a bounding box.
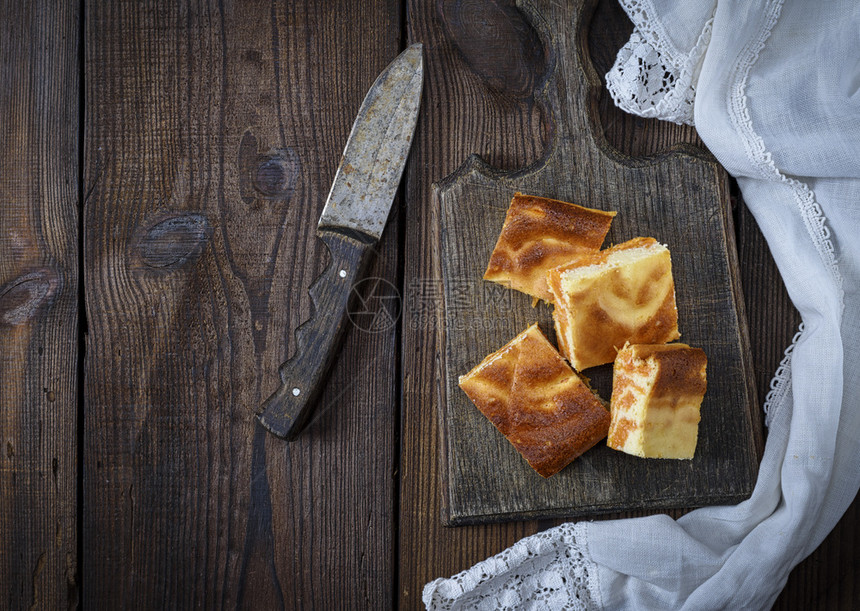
[1,0,856,608]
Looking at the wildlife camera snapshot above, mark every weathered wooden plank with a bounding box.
[400,0,760,603]
[83,1,400,607]
[0,1,80,607]
[400,0,567,604]
[437,0,758,522]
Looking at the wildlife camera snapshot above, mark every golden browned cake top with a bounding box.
[547,237,680,370]
[458,323,610,477]
[619,343,707,399]
[608,342,707,458]
[483,193,616,303]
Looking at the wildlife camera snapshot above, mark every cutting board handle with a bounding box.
[437,0,622,186]
[433,0,758,525]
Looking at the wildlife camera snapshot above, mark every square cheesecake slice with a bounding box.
[547,236,680,370]
[607,343,707,459]
[484,193,616,303]
[458,323,610,477]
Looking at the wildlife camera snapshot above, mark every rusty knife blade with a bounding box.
[318,43,423,240]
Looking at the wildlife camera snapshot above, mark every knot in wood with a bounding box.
[254,157,293,198]
[0,268,60,326]
[439,0,549,99]
[135,213,210,271]
[239,130,301,204]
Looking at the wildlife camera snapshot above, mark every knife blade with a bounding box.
[258,43,424,440]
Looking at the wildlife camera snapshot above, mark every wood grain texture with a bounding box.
[400,0,759,602]
[401,0,855,604]
[0,0,848,607]
[83,1,400,607]
[436,0,759,524]
[589,0,706,157]
[399,0,561,602]
[0,1,80,608]
[259,230,375,440]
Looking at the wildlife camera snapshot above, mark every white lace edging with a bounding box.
[763,323,804,427]
[605,0,715,126]
[726,0,843,292]
[727,0,842,425]
[422,522,598,610]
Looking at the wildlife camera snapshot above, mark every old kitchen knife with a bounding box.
[258,43,423,440]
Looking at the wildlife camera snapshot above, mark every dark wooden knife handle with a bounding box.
[258,228,375,440]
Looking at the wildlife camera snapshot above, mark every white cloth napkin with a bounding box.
[423,0,860,608]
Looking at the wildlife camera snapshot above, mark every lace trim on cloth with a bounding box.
[422,523,598,610]
[605,1,715,126]
[727,0,843,292]
[763,323,804,427]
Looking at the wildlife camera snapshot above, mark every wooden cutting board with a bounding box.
[436,0,762,526]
